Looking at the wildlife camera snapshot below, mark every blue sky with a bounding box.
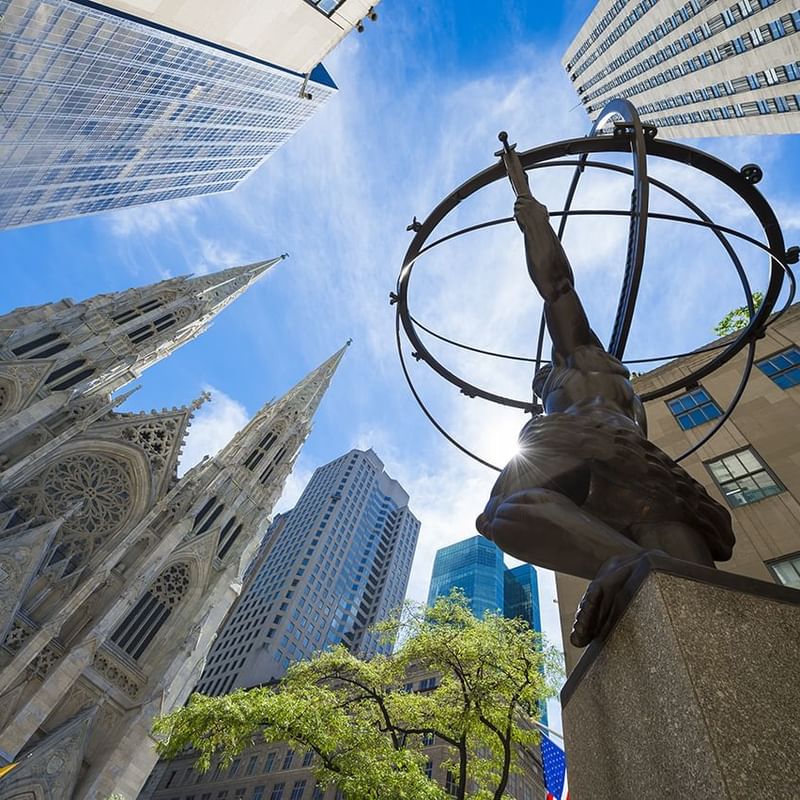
[3,0,799,727]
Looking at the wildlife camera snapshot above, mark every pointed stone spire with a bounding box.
[218,341,350,466]
[94,255,286,391]
[0,257,284,448]
[185,257,285,321]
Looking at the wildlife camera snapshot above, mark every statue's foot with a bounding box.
[570,550,666,648]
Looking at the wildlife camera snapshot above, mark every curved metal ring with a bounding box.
[397,135,787,411]
[406,154,758,381]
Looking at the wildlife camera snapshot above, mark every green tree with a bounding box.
[713,291,763,337]
[154,593,561,800]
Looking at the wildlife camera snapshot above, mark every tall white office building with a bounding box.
[563,0,800,138]
[0,0,378,229]
[195,448,420,694]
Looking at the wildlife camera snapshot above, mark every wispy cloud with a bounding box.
[178,385,250,475]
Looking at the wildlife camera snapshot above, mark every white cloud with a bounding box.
[274,460,314,515]
[108,196,202,239]
[178,385,250,475]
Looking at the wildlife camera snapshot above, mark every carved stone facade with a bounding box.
[0,262,347,800]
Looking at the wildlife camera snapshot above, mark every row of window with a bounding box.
[582,9,800,105]
[636,60,800,116]
[163,779,314,800]
[567,0,639,70]
[667,347,799,431]
[644,91,799,128]
[575,0,712,85]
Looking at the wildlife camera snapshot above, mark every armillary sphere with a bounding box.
[393,99,797,471]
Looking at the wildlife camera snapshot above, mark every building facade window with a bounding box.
[290,781,306,800]
[757,347,800,388]
[767,553,800,588]
[270,783,285,800]
[705,448,784,507]
[666,388,722,430]
[10,331,70,359]
[194,497,226,536]
[244,430,279,470]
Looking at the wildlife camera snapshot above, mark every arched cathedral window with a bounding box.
[126,312,178,345]
[112,297,165,325]
[217,517,244,559]
[111,562,190,659]
[243,430,279,470]
[43,358,95,391]
[259,444,289,486]
[10,331,70,359]
[193,496,225,536]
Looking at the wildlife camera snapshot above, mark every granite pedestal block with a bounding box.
[561,555,800,800]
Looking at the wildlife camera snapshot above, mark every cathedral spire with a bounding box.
[218,340,350,467]
[167,343,349,569]
[185,256,285,317]
[0,257,284,449]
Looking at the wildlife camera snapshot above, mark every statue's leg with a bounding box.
[477,489,675,648]
[630,521,716,567]
[476,488,644,580]
[570,522,717,648]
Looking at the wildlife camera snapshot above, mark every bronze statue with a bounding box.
[476,134,734,647]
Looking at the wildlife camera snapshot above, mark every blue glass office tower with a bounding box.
[505,564,544,643]
[428,535,547,725]
[196,448,420,694]
[427,535,506,619]
[427,535,543,633]
[0,0,337,229]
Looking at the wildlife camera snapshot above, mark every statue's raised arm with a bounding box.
[514,194,602,357]
[477,132,735,649]
[495,133,600,358]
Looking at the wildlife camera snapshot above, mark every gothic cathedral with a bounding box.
[0,260,347,799]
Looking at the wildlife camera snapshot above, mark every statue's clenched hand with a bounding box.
[514,195,550,235]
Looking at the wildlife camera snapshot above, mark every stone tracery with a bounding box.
[8,452,137,573]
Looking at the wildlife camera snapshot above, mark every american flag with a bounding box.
[541,733,569,800]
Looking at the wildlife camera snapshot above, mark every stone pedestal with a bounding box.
[561,555,800,800]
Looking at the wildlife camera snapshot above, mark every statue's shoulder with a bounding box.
[566,344,629,377]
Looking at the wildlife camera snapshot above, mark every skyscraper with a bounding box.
[427,535,547,728]
[0,262,348,798]
[427,535,544,634]
[562,0,800,138]
[0,0,376,229]
[427,534,505,619]
[196,448,420,693]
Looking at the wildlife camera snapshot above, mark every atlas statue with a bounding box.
[475,132,735,647]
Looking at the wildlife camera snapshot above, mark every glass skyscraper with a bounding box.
[427,535,506,619]
[0,0,337,229]
[427,535,544,634]
[427,535,546,725]
[195,448,420,694]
